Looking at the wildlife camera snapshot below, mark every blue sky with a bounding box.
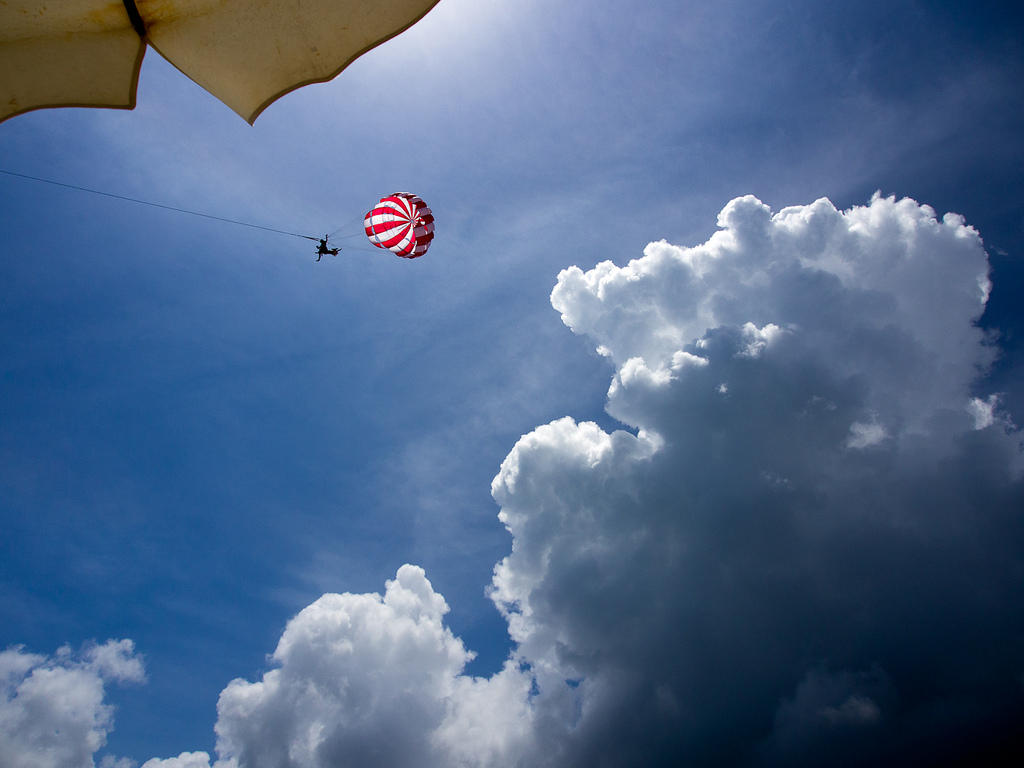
[2,1,1023,765]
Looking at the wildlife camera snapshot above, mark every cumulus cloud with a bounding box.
[147,194,1023,767]
[551,193,995,443]
[487,193,1024,766]
[0,640,144,768]
[187,564,529,768]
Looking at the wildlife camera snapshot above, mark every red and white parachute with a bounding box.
[363,193,434,259]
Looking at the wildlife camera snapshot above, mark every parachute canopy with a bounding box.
[0,0,440,125]
[364,193,434,259]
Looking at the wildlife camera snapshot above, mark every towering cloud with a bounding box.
[491,193,1022,765]
[141,194,1022,767]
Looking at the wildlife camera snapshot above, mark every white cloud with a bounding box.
[85,640,146,685]
[204,564,535,768]
[967,393,1008,430]
[552,193,995,444]
[846,419,886,449]
[145,194,1023,767]
[0,641,143,768]
[141,752,212,768]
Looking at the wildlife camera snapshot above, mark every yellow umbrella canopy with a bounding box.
[0,0,439,124]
